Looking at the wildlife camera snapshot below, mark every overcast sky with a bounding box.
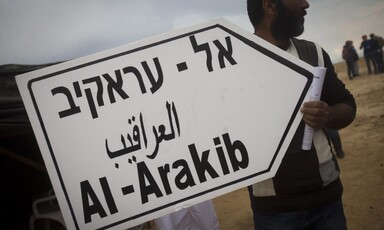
[1,0,383,65]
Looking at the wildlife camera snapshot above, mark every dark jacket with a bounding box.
[251,38,356,214]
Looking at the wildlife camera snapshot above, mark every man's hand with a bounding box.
[300,101,331,129]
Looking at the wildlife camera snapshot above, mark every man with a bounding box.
[247,0,356,229]
[342,40,359,79]
[370,33,384,73]
[360,35,378,74]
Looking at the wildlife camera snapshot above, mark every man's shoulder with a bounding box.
[291,38,323,51]
[291,38,320,66]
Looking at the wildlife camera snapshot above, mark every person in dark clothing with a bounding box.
[360,35,378,74]
[370,33,384,73]
[342,40,359,79]
[247,0,356,229]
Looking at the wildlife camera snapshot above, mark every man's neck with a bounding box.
[254,29,290,50]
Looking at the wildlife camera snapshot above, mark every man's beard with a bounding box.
[271,1,306,40]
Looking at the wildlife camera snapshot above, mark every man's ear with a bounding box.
[262,0,278,16]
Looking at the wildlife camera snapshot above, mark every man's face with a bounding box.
[271,0,308,40]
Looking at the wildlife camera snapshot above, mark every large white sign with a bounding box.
[16,18,314,230]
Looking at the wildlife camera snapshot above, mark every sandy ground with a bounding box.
[212,58,384,230]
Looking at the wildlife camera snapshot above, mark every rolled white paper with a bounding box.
[302,67,327,150]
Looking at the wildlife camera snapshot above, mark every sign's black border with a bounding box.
[27,24,312,230]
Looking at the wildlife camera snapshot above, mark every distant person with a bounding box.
[327,129,345,159]
[360,35,378,74]
[342,40,359,79]
[370,33,384,73]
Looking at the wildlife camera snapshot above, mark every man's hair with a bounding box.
[247,0,280,26]
[247,0,264,27]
